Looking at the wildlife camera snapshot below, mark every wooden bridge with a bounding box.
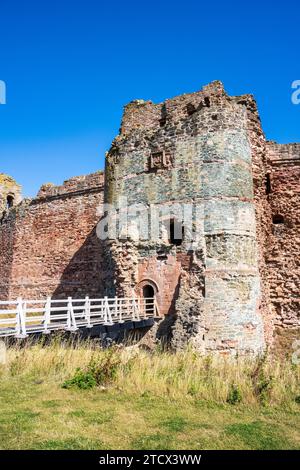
[0,296,160,338]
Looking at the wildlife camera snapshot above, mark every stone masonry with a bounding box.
[0,172,104,300]
[266,143,300,330]
[105,81,266,355]
[0,81,299,354]
[0,174,22,214]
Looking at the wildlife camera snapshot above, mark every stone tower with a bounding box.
[0,174,22,215]
[0,83,298,352]
[104,81,266,355]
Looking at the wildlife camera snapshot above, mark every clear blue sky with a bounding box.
[0,0,299,197]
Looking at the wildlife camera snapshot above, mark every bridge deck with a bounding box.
[0,296,160,338]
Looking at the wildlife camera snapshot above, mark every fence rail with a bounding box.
[0,296,160,338]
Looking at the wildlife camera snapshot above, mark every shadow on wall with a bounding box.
[156,281,179,345]
[0,213,17,300]
[52,226,105,300]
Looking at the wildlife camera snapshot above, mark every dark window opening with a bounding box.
[204,96,210,107]
[265,174,272,195]
[143,284,154,299]
[142,284,155,314]
[187,103,196,116]
[6,195,14,209]
[165,218,184,246]
[273,214,284,225]
[160,104,167,127]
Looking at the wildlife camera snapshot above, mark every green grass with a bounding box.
[0,340,299,450]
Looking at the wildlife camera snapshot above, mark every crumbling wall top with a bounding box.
[119,80,228,135]
[0,173,22,213]
[0,173,20,187]
[267,141,300,165]
[37,171,104,199]
[119,80,263,138]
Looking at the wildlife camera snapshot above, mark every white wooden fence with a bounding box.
[0,296,160,338]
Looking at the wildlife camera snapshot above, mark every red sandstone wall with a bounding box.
[266,143,300,330]
[1,84,298,356]
[136,254,182,316]
[235,95,275,345]
[0,172,104,300]
[0,216,16,299]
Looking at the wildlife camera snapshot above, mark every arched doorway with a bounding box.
[6,195,14,209]
[143,284,155,315]
[136,280,158,316]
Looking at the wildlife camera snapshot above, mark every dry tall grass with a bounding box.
[0,338,299,406]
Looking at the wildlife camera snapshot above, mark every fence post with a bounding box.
[103,297,107,324]
[127,298,130,320]
[85,296,92,328]
[104,296,113,325]
[138,297,144,319]
[66,297,78,332]
[21,300,27,336]
[43,297,51,334]
[15,297,27,338]
[66,297,71,330]
[117,297,123,323]
[15,299,21,337]
[133,297,140,321]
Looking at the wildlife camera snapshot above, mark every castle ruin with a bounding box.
[0,81,299,354]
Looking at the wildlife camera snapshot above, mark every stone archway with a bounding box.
[6,194,14,209]
[135,278,158,297]
[142,283,155,300]
[135,279,159,315]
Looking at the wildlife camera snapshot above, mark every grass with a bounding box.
[0,338,299,450]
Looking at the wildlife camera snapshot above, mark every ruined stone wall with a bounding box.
[1,82,298,355]
[231,95,274,345]
[0,174,22,298]
[0,174,22,214]
[105,81,266,355]
[0,172,104,300]
[266,142,300,334]
[0,211,15,299]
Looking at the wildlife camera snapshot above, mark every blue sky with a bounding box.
[0,0,299,197]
